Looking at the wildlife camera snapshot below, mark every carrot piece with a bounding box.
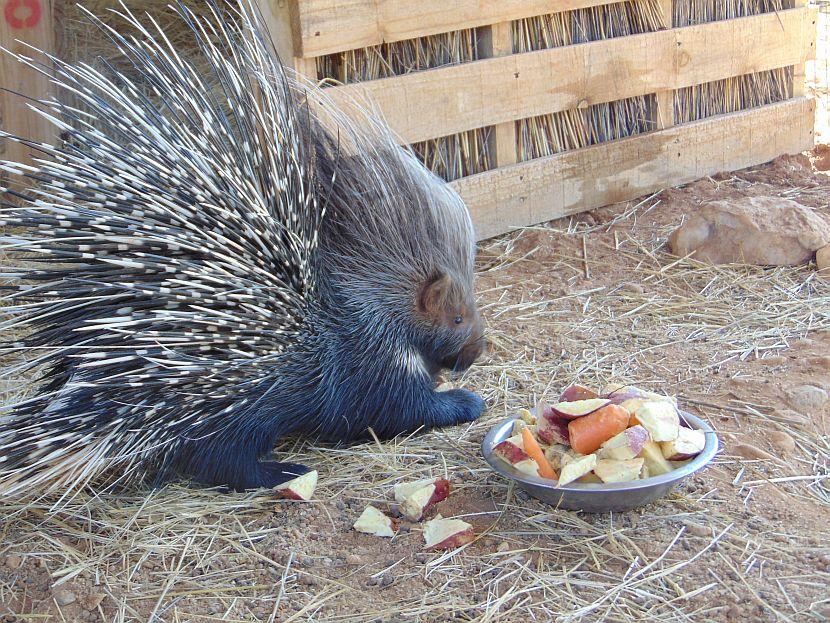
[521,427,559,480]
[568,405,630,455]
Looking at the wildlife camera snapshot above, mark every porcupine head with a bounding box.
[0,1,485,497]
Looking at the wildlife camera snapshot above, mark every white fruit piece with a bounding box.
[597,425,651,460]
[640,441,673,476]
[517,408,537,425]
[661,426,706,460]
[394,478,439,502]
[558,453,598,486]
[633,401,680,442]
[275,470,318,501]
[512,458,541,478]
[399,479,451,522]
[353,506,397,538]
[594,458,645,483]
[550,398,611,420]
[422,517,475,550]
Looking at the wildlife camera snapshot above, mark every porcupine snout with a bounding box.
[444,330,486,373]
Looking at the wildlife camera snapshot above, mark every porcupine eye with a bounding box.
[453,315,463,325]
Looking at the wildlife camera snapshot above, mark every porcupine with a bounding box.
[0,1,486,496]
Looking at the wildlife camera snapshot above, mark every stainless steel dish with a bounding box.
[481,411,719,512]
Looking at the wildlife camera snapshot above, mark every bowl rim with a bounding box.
[481,410,719,493]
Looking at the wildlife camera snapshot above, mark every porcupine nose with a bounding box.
[446,318,486,372]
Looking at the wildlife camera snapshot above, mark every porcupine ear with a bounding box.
[417,272,454,318]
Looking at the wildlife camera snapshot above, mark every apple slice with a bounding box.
[549,398,611,420]
[640,441,673,476]
[423,517,475,550]
[558,453,598,486]
[597,425,651,460]
[559,384,600,402]
[400,479,451,521]
[632,402,680,442]
[394,477,444,502]
[354,506,397,537]
[661,427,705,460]
[493,435,527,463]
[594,458,645,483]
[275,470,318,501]
[493,437,541,477]
[536,409,570,446]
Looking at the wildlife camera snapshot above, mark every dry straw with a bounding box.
[316,28,492,182]
[511,1,664,162]
[675,67,795,123]
[673,0,795,27]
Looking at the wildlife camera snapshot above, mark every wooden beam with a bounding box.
[0,0,54,170]
[291,0,620,58]
[326,7,816,145]
[451,98,815,241]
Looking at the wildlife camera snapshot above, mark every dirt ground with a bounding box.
[1,11,829,623]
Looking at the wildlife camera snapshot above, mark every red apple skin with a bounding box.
[427,528,475,551]
[603,389,641,405]
[536,410,570,445]
[493,440,530,464]
[559,384,599,402]
[430,479,451,505]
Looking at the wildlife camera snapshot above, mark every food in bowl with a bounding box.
[492,384,706,486]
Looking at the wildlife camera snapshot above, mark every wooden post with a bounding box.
[483,22,517,167]
[255,0,317,81]
[0,0,54,171]
[656,0,675,129]
[792,0,811,98]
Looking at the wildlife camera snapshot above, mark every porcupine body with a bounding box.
[0,1,485,496]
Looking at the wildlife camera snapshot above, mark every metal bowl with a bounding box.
[481,411,719,513]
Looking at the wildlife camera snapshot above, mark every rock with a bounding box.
[807,356,830,371]
[758,356,787,367]
[4,556,22,569]
[818,244,830,275]
[768,431,796,456]
[83,593,105,611]
[53,589,77,607]
[668,197,830,265]
[775,409,811,427]
[620,283,644,295]
[345,554,361,565]
[496,541,511,553]
[684,522,711,538]
[786,385,828,413]
[726,605,743,621]
[732,444,775,461]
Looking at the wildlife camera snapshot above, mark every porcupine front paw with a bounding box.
[432,388,486,427]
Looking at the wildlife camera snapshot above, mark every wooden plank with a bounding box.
[0,0,54,169]
[327,8,816,145]
[291,0,619,58]
[452,98,814,241]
